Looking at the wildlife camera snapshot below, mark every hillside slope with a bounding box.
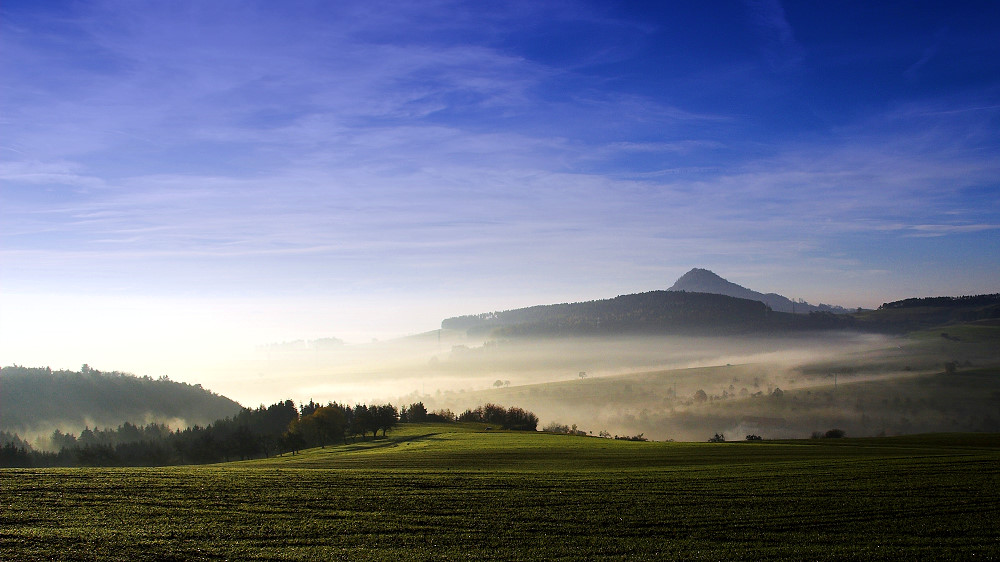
[441,288,866,337]
[857,294,1000,332]
[0,365,243,434]
[442,290,777,336]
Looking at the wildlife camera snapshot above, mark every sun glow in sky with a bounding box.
[2,1,999,395]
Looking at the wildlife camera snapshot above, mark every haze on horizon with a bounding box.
[2,1,998,403]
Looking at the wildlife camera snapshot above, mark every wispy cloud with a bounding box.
[742,0,804,72]
[0,161,106,190]
[906,224,1000,237]
[904,27,949,80]
[1,0,998,352]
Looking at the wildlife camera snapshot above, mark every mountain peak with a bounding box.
[668,268,733,292]
[666,268,848,314]
[668,268,762,301]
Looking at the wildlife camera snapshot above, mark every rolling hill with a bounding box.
[0,365,243,435]
[441,290,774,336]
[440,269,998,338]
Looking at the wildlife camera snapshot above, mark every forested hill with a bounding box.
[441,284,1000,338]
[441,291,787,336]
[855,294,1000,332]
[0,366,243,434]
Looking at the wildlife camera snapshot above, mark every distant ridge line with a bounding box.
[667,268,849,314]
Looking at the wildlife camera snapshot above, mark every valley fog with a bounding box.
[216,331,895,406]
[203,327,1000,443]
[217,330,884,399]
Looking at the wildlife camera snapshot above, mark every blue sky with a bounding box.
[2,1,999,376]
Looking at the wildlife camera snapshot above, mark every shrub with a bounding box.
[614,433,647,442]
[543,422,571,434]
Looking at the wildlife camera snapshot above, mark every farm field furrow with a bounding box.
[2,429,999,560]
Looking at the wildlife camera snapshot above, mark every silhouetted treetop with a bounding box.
[878,294,1000,310]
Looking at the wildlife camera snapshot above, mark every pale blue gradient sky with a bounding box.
[2,1,998,382]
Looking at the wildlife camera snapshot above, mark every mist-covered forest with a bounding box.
[0,365,242,435]
[0,397,539,467]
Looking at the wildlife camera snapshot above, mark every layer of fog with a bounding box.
[17,327,995,445]
[386,329,997,442]
[13,415,193,453]
[210,330,897,406]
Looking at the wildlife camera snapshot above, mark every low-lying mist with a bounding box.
[11,325,995,446]
[215,330,897,406]
[208,327,999,442]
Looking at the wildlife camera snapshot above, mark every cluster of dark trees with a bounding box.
[2,401,297,467]
[399,402,456,423]
[455,403,539,431]
[0,400,394,467]
[1,399,542,467]
[283,401,400,454]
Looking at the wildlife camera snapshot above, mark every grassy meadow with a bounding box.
[4,424,999,560]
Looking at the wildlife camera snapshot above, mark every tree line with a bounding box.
[398,401,539,431]
[0,400,538,468]
[878,294,1000,310]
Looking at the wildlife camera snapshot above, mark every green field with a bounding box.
[3,424,999,560]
